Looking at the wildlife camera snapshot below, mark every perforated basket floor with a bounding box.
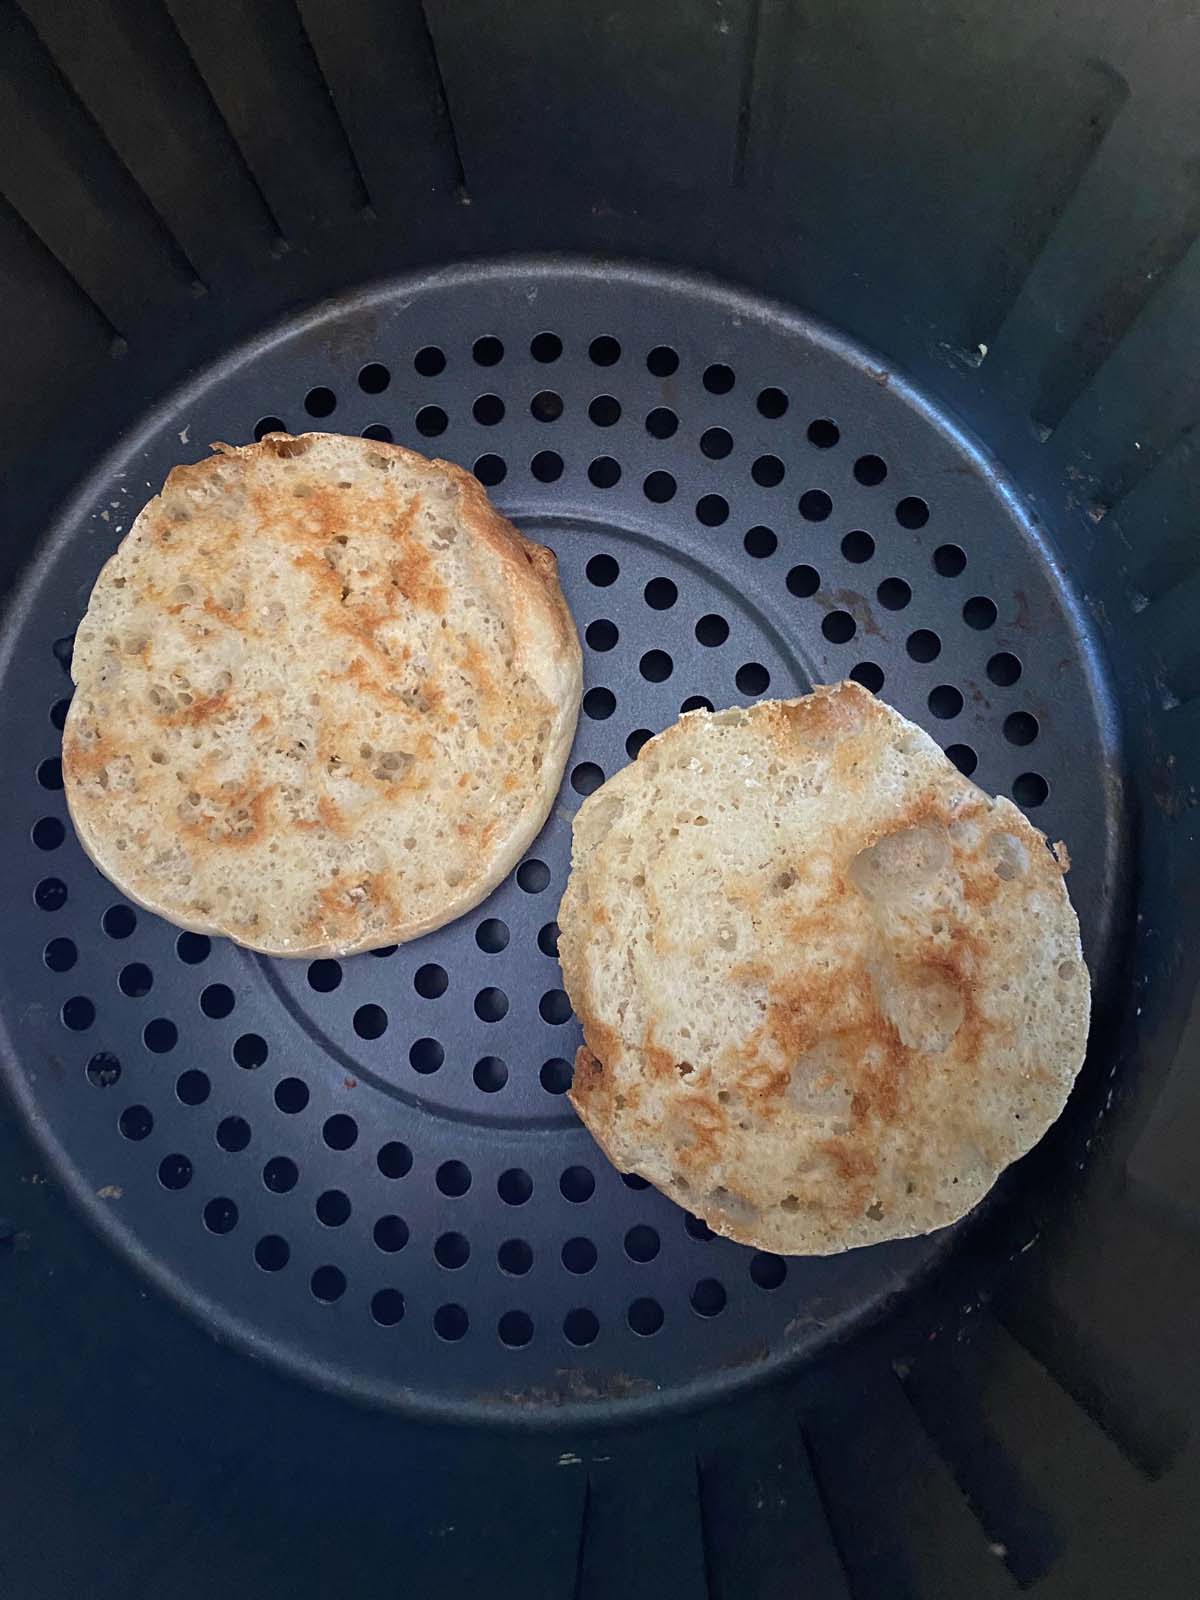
[0,260,1124,1421]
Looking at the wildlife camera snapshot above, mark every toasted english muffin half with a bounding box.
[64,432,581,956]
[559,683,1088,1255]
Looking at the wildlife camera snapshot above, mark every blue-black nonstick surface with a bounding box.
[0,260,1124,1421]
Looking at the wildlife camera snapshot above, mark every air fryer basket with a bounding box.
[1,3,1198,1597]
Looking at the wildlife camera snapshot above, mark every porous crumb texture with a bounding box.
[64,433,581,955]
[561,683,1090,1254]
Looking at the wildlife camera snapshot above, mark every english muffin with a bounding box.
[64,433,581,955]
[559,683,1089,1254]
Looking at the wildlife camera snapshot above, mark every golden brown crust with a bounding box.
[444,458,580,695]
[562,683,1090,1255]
[64,433,582,956]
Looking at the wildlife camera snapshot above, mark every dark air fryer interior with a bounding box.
[1,3,1198,1597]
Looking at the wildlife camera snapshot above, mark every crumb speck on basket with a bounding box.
[97,1184,123,1199]
[179,426,190,444]
[557,1451,582,1466]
